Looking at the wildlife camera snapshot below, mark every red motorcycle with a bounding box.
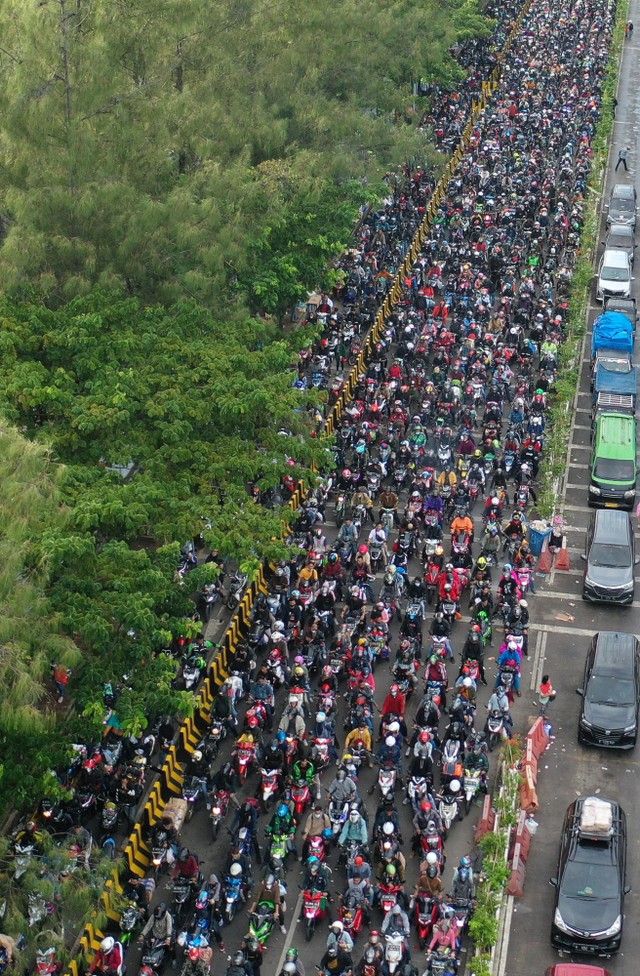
[378,880,403,915]
[291,779,311,816]
[234,741,257,783]
[414,894,436,948]
[244,701,268,730]
[210,789,232,839]
[308,834,328,861]
[340,898,364,938]
[302,887,329,942]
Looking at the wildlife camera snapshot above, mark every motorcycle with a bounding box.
[462,769,483,814]
[384,933,406,975]
[248,901,277,946]
[486,709,507,751]
[371,761,396,799]
[119,902,145,945]
[291,778,312,816]
[406,775,431,810]
[170,877,195,924]
[379,880,403,916]
[210,789,232,839]
[426,947,458,976]
[182,776,206,821]
[328,799,349,840]
[258,768,281,812]
[140,939,168,976]
[438,781,463,833]
[414,893,435,948]
[302,886,328,942]
[35,947,61,976]
[235,741,257,782]
[222,871,246,923]
[340,899,364,938]
[308,833,329,861]
[226,571,248,611]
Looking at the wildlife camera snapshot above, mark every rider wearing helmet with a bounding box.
[171,847,200,883]
[267,803,296,849]
[376,734,402,771]
[140,902,174,954]
[338,807,369,850]
[248,872,287,934]
[90,937,124,976]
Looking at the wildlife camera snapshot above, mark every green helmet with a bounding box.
[286,948,299,960]
[386,863,397,877]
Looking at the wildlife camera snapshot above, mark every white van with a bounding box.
[596,248,633,302]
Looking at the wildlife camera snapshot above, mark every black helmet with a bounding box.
[154,902,167,918]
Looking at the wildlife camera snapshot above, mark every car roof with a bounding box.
[593,631,638,673]
[592,508,632,542]
[546,966,611,976]
[597,412,635,445]
[601,248,631,267]
[611,183,636,199]
[608,223,634,237]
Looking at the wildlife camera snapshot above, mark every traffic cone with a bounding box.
[555,540,571,571]
[536,548,552,574]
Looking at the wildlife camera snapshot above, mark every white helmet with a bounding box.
[273,621,285,631]
[230,862,242,877]
[426,852,438,865]
[100,938,115,954]
[382,821,394,835]
[388,721,400,734]
[192,749,203,762]
[449,779,461,793]
[385,735,396,748]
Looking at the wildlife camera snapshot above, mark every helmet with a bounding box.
[273,621,285,631]
[230,863,242,877]
[385,736,396,748]
[349,809,360,822]
[426,852,438,865]
[390,683,399,696]
[477,556,487,568]
[233,952,245,966]
[188,949,200,962]
[419,730,431,744]
[309,861,319,873]
[519,599,528,608]
[462,677,473,688]
[248,716,259,728]
[316,711,326,724]
[286,949,299,961]
[331,921,344,932]
[283,965,297,975]
[277,804,289,818]
[388,721,400,734]
[192,749,202,762]
[359,545,368,554]
[351,585,360,596]
[427,863,438,878]
[369,931,380,944]
[100,938,115,953]
[276,729,286,742]
[179,847,189,861]
[364,949,376,964]
[503,563,512,573]
[329,552,338,563]
[460,855,471,868]
[386,863,397,877]
[327,947,338,959]
[354,856,364,866]
[382,821,394,836]
[449,779,461,793]
[294,655,304,665]
[294,666,304,677]
[420,801,432,812]
[337,769,346,781]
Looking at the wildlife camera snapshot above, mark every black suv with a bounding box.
[607,184,637,229]
[582,510,637,604]
[577,632,640,748]
[550,796,628,955]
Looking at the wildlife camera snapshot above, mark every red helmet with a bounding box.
[359,545,369,554]
[247,716,259,728]
[419,730,431,744]
[420,800,432,812]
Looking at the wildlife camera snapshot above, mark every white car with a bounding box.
[596,248,632,302]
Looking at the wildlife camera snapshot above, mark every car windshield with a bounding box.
[561,861,619,900]
[587,675,636,706]
[589,543,631,568]
[601,264,630,281]
[593,459,635,481]
[598,359,631,372]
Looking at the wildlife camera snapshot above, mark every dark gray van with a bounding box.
[577,632,640,747]
[582,510,638,604]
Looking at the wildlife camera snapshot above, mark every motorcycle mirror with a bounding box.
[549,877,558,887]
[576,688,584,696]
[624,885,632,894]
[579,553,587,561]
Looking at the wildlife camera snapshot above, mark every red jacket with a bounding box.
[382,691,406,716]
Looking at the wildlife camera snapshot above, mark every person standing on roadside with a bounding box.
[615,146,629,171]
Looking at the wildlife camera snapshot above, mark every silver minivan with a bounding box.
[596,248,632,302]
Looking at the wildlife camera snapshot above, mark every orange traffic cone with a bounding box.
[555,540,571,571]
[536,548,553,574]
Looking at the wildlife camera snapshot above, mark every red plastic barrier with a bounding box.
[519,762,539,813]
[474,793,496,842]
[527,716,550,759]
[555,545,570,570]
[506,842,527,896]
[514,809,533,861]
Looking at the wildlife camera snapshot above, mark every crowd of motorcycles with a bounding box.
[2,0,615,974]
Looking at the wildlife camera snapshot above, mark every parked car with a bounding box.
[606,183,637,229]
[588,412,637,509]
[596,249,632,302]
[604,295,637,325]
[602,224,636,265]
[545,965,611,976]
[577,632,640,748]
[581,509,638,604]
[550,796,629,955]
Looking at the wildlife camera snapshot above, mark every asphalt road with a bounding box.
[503,14,640,976]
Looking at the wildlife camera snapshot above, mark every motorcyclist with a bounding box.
[248,873,287,934]
[413,856,444,902]
[267,803,297,857]
[318,944,353,976]
[376,735,402,773]
[171,848,200,887]
[300,804,332,861]
[338,808,369,850]
[327,769,358,807]
[428,918,459,956]
[381,903,411,953]
[250,674,275,732]
[430,611,452,640]
[139,904,174,956]
[337,518,359,559]
[451,856,476,901]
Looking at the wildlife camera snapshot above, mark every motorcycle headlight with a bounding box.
[554,908,571,933]
[212,806,221,815]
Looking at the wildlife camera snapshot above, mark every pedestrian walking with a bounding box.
[537,675,556,716]
[615,147,629,171]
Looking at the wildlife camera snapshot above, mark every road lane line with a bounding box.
[274,889,304,974]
